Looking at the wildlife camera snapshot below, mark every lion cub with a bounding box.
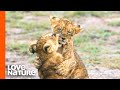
[50,16,82,59]
[30,33,65,79]
[49,16,89,79]
[30,16,89,79]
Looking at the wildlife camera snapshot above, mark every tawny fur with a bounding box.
[30,33,66,79]
[49,16,89,79]
[29,16,89,79]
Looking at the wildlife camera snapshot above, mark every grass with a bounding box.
[74,35,90,46]
[6,11,24,22]
[80,43,102,55]
[74,28,114,56]
[84,56,120,69]
[108,20,120,26]
[6,19,50,33]
[89,28,114,39]
[6,11,51,33]
[20,21,50,32]
[7,41,29,55]
[81,56,102,66]
[116,39,120,43]
[115,51,120,54]
[116,39,120,49]
[30,11,51,16]
[63,11,114,18]
[63,11,88,18]
[74,26,120,68]
[117,43,120,49]
[89,58,101,65]
[101,58,120,69]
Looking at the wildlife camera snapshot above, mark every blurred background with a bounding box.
[6,11,120,79]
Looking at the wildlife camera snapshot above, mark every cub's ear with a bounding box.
[43,44,52,53]
[29,44,37,54]
[49,15,60,21]
[77,25,80,28]
[44,45,50,53]
[49,15,56,19]
[75,28,80,34]
[75,24,83,34]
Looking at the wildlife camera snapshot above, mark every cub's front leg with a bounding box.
[56,59,76,77]
[34,57,42,69]
[29,44,42,69]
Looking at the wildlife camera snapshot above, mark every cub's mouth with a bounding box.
[53,33,67,45]
[58,36,66,45]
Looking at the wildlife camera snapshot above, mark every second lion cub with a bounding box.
[30,33,65,79]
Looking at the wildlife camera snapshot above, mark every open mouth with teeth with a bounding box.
[53,32,67,45]
[58,36,66,45]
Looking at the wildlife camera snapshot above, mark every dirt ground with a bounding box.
[6,11,120,79]
[6,51,120,79]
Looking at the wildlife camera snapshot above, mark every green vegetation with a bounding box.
[116,39,120,49]
[63,11,114,18]
[7,19,50,32]
[79,43,102,55]
[74,35,90,46]
[89,28,114,39]
[7,41,29,55]
[108,20,120,26]
[6,11,50,33]
[6,11,24,22]
[30,11,50,16]
[101,58,120,69]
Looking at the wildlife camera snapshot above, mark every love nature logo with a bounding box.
[7,65,36,76]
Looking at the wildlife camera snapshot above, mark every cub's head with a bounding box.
[29,33,59,55]
[49,16,83,39]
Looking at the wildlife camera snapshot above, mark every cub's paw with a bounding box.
[34,57,42,69]
[56,60,76,76]
[29,44,37,54]
[56,63,69,76]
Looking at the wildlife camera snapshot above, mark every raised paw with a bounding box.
[56,63,69,76]
[34,57,42,69]
[56,60,76,76]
